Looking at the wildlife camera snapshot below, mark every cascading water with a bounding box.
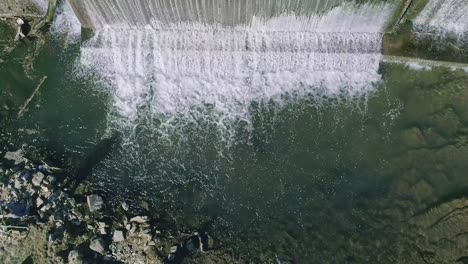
[49,0,82,40]
[78,1,397,129]
[71,0,347,28]
[413,0,468,44]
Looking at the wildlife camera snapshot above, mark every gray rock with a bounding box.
[113,230,125,242]
[89,238,105,254]
[87,194,104,212]
[130,216,148,224]
[32,172,45,186]
[4,150,27,165]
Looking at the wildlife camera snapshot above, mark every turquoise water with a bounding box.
[2,25,468,262]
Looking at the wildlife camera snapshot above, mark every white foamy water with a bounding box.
[80,2,396,124]
[414,0,468,43]
[50,0,82,40]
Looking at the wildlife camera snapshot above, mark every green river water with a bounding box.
[2,21,468,262]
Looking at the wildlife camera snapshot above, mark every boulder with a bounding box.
[87,194,104,212]
[90,238,105,254]
[36,197,44,208]
[4,150,27,165]
[400,127,426,148]
[32,172,45,186]
[170,245,178,254]
[113,230,125,242]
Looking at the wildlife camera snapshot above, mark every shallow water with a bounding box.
[2,2,468,262]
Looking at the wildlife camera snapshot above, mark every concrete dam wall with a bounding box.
[69,0,353,29]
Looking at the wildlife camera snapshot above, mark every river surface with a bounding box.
[2,7,468,263]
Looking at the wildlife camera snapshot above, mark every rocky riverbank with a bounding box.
[0,147,236,264]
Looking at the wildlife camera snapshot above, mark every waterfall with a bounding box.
[71,0,346,29]
[49,0,81,40]
[414,0,468,43]
[78,1,397,126]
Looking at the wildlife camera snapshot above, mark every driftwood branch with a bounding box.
[18,76,47,117]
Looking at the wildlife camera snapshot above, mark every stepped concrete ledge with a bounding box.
[383,55,468,70]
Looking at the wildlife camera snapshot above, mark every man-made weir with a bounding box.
[71,1,398,122]
[69,0,349,29]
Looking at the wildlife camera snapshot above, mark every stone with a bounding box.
[4,150,27,166]
[87,194,104,212]
[90,238,105,254]
[32,172,45,186]
[170,245,178,254]
[113,230,125,242]
[98,222,107,235]
[121,201,129,211]
[36,197,44,208]
[68,250,84,264]
[130,216,148,224]
[40,204,51,212]
[410,179,434,203]
[14,179,22,189]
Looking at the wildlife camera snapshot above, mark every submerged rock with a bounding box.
[400,127,426,148]
[87,194,103,212]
